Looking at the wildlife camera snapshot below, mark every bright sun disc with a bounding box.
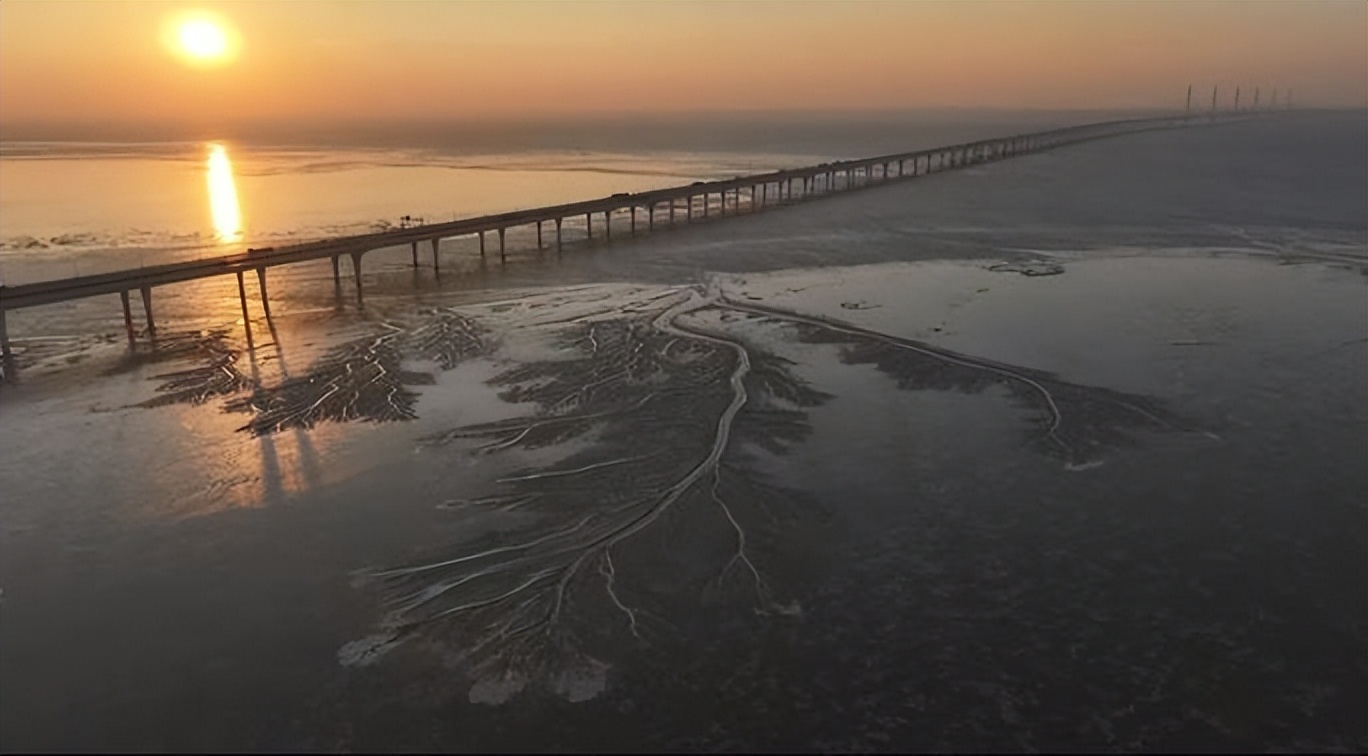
[179,20,227,59]
[163,12,238,67]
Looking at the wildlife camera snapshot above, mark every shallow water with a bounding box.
[0,113,1365,752]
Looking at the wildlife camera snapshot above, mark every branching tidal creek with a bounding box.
[127,283,1200,702]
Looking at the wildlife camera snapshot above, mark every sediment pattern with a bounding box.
[226,311,490,435]
[330,289,1198,701]
[342,292,826,695]
[717,298,1191,467]
[128,330,253,408]
[123,286,1200,699]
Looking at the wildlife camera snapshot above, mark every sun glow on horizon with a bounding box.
[207,143,243,243]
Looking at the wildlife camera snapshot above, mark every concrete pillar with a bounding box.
[631,206,637,235]
[669,200,675,225]
[256,266,272,321]
[556,218,563,251]
[431,238,441,274]
[537,221,544,249]
[351,253,364,305]
[120,290,136,347]
[0,308,11,367]
[703,196,708,218]
[331,255,341,287]
[760,183,766,207]
[605,211,612,239]
[498,228,506,261]
[236,271,252,340]
[585,213,592,238]
[649,204,656,229]
[479,231,486,257]
[687,195,693,221]
[140,286,155,337]
[410,241,419,268]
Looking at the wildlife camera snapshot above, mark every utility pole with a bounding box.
[1185,84,1192,113]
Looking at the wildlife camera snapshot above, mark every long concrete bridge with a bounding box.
[0,111,1258,369]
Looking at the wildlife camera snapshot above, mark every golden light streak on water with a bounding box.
[207,143,243,243]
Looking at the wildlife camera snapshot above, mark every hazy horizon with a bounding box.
[0,105,1223,143]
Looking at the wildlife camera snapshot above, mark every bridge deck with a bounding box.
[0,111,1261,366]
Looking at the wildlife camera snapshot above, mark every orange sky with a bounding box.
[1,0,1364,130]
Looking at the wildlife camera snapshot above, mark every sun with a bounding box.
[179,20,228,60]
[162,11,239,67]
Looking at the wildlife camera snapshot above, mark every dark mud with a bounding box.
[111,285,1204,701]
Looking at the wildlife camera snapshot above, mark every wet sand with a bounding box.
[1,113,1365,752]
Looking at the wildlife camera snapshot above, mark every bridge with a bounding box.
[0,111,1260,369]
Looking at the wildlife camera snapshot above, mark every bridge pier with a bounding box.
[686,195,693,222]
[431,238,441,274]
[140,286,155,337]
[120,290,136,347]
[586,213,593,239]
[605,211,612,240]
[256,267,272,321]
[537,221,544,249]
[410,241,419,268]
[350,252,365,306]
[630,207,637,235]
[669,200,675,225]
[556,218,563,251]
[648,204,655,230]
[479,231,485,257]
[498,228,506,262]
[236,271,252,342]
[0,309,11,370]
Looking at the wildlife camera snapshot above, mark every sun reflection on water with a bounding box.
[207,143,243,243]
